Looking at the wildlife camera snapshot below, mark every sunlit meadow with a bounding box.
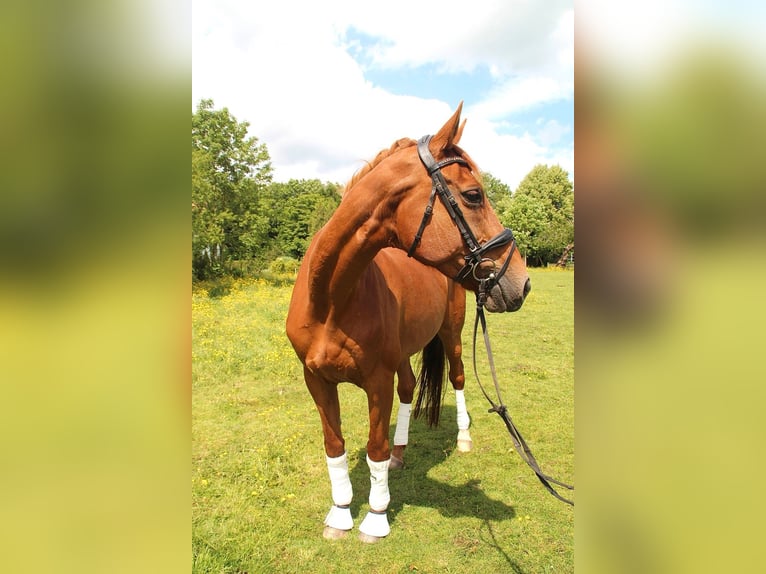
[192,269,573,573]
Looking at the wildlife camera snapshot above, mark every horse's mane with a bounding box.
[340,137,482,196]
[342,138,416,195]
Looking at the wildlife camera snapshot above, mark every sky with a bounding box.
[192,0,573,190]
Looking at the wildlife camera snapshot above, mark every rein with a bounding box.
[473,284,575,506]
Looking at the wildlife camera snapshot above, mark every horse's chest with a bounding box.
[303,326,388,383]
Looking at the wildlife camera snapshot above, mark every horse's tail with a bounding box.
[413,335,447,427]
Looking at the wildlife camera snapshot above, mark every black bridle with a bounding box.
[407,135,516,300]
[408,134,574,506]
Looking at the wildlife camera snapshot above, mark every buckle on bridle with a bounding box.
[472,258,497,282]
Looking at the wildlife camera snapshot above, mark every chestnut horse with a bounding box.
[286,104,530,543]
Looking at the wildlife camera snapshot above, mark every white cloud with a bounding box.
[192,0,573,188]
[470,75,572,120]
[537,119,571,146]
[339,0,572,74]
[459,117,573,190]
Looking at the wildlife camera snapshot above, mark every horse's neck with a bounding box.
[305,178,399,319]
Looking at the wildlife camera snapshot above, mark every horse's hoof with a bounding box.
[457,439,473,453]
[358,531,384,544]
[389,454,404,470]
[323,526,350,540]
[457,429,473,453]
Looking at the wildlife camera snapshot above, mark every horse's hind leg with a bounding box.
[443,339,472,452]
[442,283,472,452]
[304,368,353,539]
[390,359,416,470]
[454,386,472,452]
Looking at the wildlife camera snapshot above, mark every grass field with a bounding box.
[192,268,573,573]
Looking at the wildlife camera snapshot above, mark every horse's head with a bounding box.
[398,103,530,312]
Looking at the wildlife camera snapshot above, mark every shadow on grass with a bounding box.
[346,405,525,572]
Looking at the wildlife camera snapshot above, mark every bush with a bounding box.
[268,256,300,276]
[251,256,300,286]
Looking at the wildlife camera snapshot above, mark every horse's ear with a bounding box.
[431,102,464,154]
[454,118,467,146]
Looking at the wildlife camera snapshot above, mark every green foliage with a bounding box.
[260,256,301,285]
[499,165,574,267]
[481,171,512,210]
[501,193,549,261]
[262,179,341,259]
[192,99,273,279]
[191,98,342,280]
[268,256,300,275]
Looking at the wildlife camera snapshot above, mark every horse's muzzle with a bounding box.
[484,274,530,313]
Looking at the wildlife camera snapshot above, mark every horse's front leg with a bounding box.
[304,368,353,539]
[359,369,395,543]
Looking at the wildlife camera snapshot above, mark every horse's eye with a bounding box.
[461,189,483,206]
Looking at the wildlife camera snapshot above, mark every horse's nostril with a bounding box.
[523,277,531,298]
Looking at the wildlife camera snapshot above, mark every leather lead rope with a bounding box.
[472,288,575,506]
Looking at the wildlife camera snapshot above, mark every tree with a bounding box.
[498,164,574,267]
[192,99,273,278]
[501,192,549,262]
[481,171,512,210]
[262,179,341,259]
[192,147,224,264]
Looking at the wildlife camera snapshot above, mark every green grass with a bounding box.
[192,269,573,573]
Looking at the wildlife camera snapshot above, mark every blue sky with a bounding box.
[192,0,574,189]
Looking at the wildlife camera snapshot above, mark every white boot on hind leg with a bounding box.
[390,403,411,470]
[455,390,473,452]
[358,455,390,543]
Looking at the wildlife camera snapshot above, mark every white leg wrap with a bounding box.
[326,452,352,507]
[455,389,470,430]
[359,455,391,538]
[366,455,390,511]
[393,402,411,446]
